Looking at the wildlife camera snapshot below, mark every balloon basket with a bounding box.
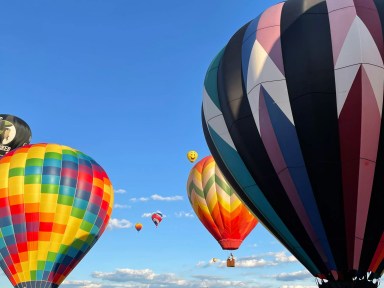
[226,258,235,267]
[318,280,379,288]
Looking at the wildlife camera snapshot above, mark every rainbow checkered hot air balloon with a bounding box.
[0,143,114,288]
[187,156,258,250]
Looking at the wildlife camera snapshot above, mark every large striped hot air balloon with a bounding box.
[0,143,114,288]
[187,155,257,250]
[202,0,383,287]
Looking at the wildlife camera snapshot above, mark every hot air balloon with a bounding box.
[0,114,32,157]
[187,156,258,252]
[151,212,163,228]
[135,223,143,232]
[202,0,383,287]
[0,143,114,288]
[187,150,198,163]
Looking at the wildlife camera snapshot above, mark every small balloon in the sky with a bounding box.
[151,212,163,228]
[0,114,32,157]
[135,223,143,232]
[187,150,198,163]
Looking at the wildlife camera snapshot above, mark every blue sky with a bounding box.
[0,1,330,287]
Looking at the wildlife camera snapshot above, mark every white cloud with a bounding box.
[87,268,254,288]
[61,280,145,288]
[196,261,211,268]
[107,218,132,229]
[61,280,103,288]
[151,194,183,201]
[115,189,127,194]
[114,204,130,209]
[130,194,183,202]
[236,258,277,268]
[93,269,156,282]
[63,252,313,288]
[216,256,276,268]
[92,269,187,286]
[270,251,298,263]
[130,197,149,202]
[275,270,312,281]
[174,211,194,218]
[196,252,299,270]
[197,255,277,269]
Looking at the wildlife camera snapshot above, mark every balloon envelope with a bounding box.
[187,151,198,163]
[135,223,143,232]
[187,156,258,250]
[0,143,114,288]
[0,114,32,157]
[202,0,384,285]
[151,212,163,227]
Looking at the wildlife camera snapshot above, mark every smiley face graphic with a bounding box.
[187,150,198,163]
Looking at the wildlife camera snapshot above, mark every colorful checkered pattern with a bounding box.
[0,143,114,288]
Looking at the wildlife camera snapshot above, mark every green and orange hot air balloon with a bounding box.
[0,143,114,288]
[187,155,257,251]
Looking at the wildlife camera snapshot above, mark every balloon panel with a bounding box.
[0,114,32,157]
[187,156,257,250]
[0,143,114,287]
[202,0,384,282]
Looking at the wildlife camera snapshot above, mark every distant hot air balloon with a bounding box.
[187,150,198,163]
[0,114,32,157]
[151,212,163,228]
[202,0,384,286]
[187,156,258,251]
[135,223,143,232]
[0,143,114,288]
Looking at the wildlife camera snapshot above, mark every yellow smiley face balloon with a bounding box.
[187,150,198,163]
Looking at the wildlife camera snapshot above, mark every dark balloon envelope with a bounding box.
[202,0,383,287]
[0,114,32,157]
